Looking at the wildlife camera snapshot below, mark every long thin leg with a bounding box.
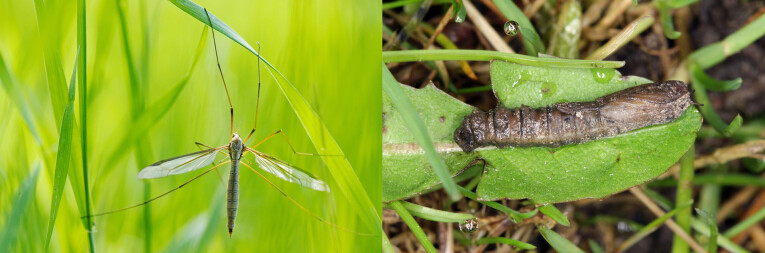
[84,161,231,218]
[196,142,225,185]
[249,129,343,157]
[244,42,262,143]
[239,161,372,236]
[203,8,234,138]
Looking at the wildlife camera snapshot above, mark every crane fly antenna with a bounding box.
[203,8,234,138]
[244,42,262,143]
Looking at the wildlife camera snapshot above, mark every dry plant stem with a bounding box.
[674,7,694,58]
[662,140,765,179]
[478,0,508,23]
[524,0,546,18]
[586,14,653,60]
[629,188,708,253]
[750,225,765,251]
[732,189,765,243]
[425,7,453,86]
[595,0,632,30]
[582,0,610,27]
[474,217,514,253]
[463,0,515,53]
[651,22,673,80]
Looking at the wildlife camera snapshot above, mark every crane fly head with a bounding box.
[229,133,244,160]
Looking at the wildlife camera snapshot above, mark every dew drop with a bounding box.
[504,21,520,36]
[458,217,479,233]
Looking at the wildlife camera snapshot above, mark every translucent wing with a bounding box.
[137,147,224,179]
[246,147,329,192]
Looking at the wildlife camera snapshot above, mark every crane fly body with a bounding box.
[116,8,330,237]
[134,130,330,237]
[82,8,367,240]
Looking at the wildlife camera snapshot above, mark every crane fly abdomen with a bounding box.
[454,81,692,152]
[227,133,244,236]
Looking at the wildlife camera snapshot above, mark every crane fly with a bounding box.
[86,8,342,237]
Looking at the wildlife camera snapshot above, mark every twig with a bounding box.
[595,0,632,30]
[463,0,514,53]
[629,188,708,253]
[661,140,765,179]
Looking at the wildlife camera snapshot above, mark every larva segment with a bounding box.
[454,81,692,152]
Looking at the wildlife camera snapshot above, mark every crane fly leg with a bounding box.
[249,129,321,156]
[195,141,226,185]
[239,161,372,236]
[85,160,231,219]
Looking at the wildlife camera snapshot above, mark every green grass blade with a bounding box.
[382,50,624,68]
[691,218,748,253]
[689,14,765,69]
[170,0,382,232]
[77,0,95,250]
[265,61,381,231]
[537,203,570,227]
[0,50,42,144]
[390,201,475,223]
[586,16,653,60]
[671,146,695,253]
[617,201,692,253]
[470,237,536,250]
[696,208,718,253]
[383,63,461,201]
[45,50,79,250]
[589,239,606,253]
[722,204,765,238]
[491,0,545,55]
[100,27,207,177]
[32,0,68,130]
[456,185,537,223]
[0,165,40,252]
[538,225,585,253]
[388,201,437,253]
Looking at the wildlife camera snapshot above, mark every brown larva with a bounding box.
[454,81,692,152]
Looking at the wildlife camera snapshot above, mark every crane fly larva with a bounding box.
[454,81,692,152]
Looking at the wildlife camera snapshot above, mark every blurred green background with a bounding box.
[0,0,381,252]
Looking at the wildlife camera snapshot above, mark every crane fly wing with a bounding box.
[245,147,329,192]
[137,147,225,179]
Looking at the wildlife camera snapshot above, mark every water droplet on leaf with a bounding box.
[458,217,479,233]
[504,21,520,36]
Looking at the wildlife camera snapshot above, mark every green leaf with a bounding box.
[537,203,570,227]
[383,64,462,201]
[45,50,79,250]
[383,60,702,204]
[0,166,40,252]
[383,82,474,202]
[491,61,651,108]
[538,225,584,253]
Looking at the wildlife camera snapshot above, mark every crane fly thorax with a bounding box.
[229,133,244,160]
